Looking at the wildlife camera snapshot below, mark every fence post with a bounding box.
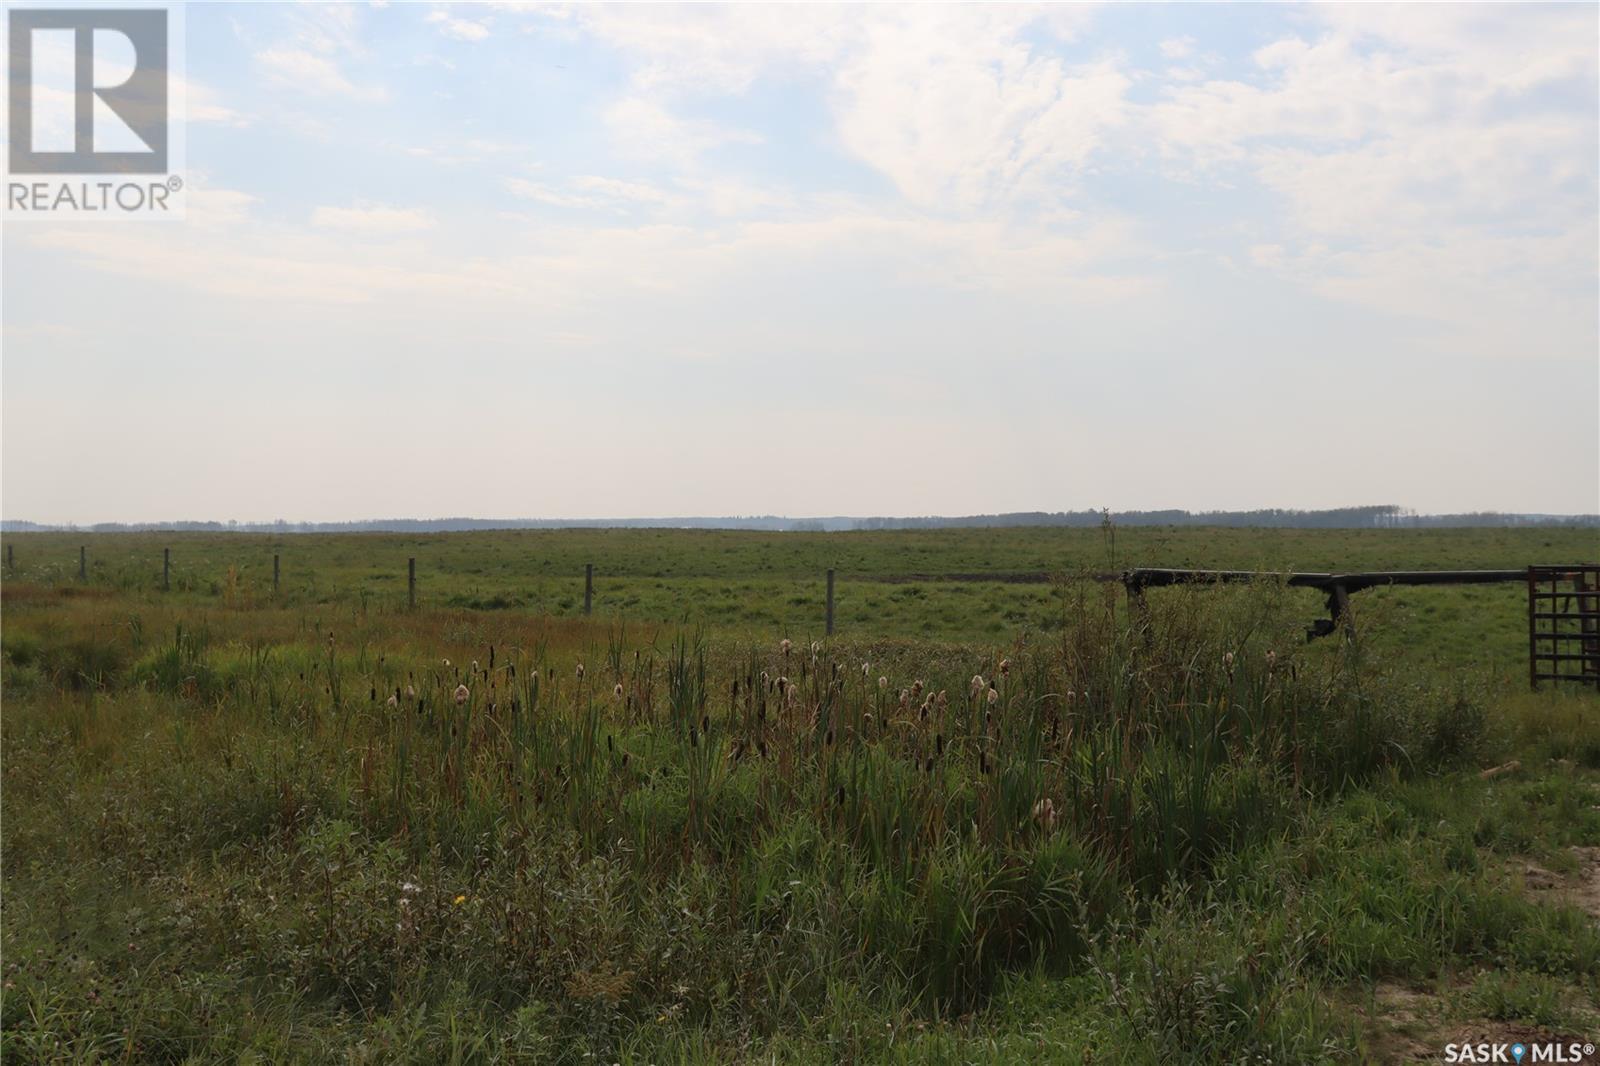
[408,557,416,609]
[826,568,835,635]
[163,548,170,591]
[584,563,593,615]
[273,553,280,595]
[1527,566,1538,691]
[1331,583,1353,639]
[79,545,86,581]
[5,544,11,571]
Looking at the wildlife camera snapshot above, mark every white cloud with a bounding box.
[183,78,251,126]
[833,16,1130,210]
[1140,6,1596,357]
[311,202,436,234]
[603,97,763,167]
[426,9,490,42]
[504,174,679,212]
[515,5,1115,207]
[1159,36,1194,60]
[504,178,608,210]
[256,47,386,101]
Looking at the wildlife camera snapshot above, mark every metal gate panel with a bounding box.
[1528,564,1600,689]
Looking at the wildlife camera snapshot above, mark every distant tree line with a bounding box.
[3,505,1596,534]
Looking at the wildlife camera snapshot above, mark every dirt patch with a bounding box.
[1522,846,1600,923]
[1362,981,1444,1062]
[1359,980,1598,1063]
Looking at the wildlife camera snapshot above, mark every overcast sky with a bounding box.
[3,2,1596,523]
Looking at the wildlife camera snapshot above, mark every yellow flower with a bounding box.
[453,894,467,905]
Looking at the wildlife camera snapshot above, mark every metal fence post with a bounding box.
[584,563,593,615]
[79,545,86,581]
[273,553,280,595]
[826,568,835,635]
[408,557,416,609]
[163,548,170,591]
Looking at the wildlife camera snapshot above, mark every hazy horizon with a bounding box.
[4,3,1597,523]
[5,505,1596,534]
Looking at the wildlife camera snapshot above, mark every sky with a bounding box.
[2,2,1597,524]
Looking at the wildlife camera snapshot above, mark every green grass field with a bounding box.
[2,527,1597,1063]
[6,525,1596,670]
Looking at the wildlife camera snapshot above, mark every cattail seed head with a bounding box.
[454,684,470,705]
[1031,797,1057,832]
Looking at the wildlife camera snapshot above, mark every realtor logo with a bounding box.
[9,7,167,172]
[6,5,184,218]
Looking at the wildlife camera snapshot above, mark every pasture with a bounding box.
[2,526,1597,1063]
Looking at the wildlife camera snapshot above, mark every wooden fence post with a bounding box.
[273,553,280,595]
[826,568,835,636]
[584,563,594,615]
[408,557,416,609]
[163,548,170,591]
[79,545,86,581]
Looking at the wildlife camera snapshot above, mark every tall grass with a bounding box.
[9,572,1596,1062]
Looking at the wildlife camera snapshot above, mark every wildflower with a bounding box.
[399,881,420,894]
[454,684,470,705]
[453,894,467,905]
[385,693,399,709]
[987,688,999,706]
